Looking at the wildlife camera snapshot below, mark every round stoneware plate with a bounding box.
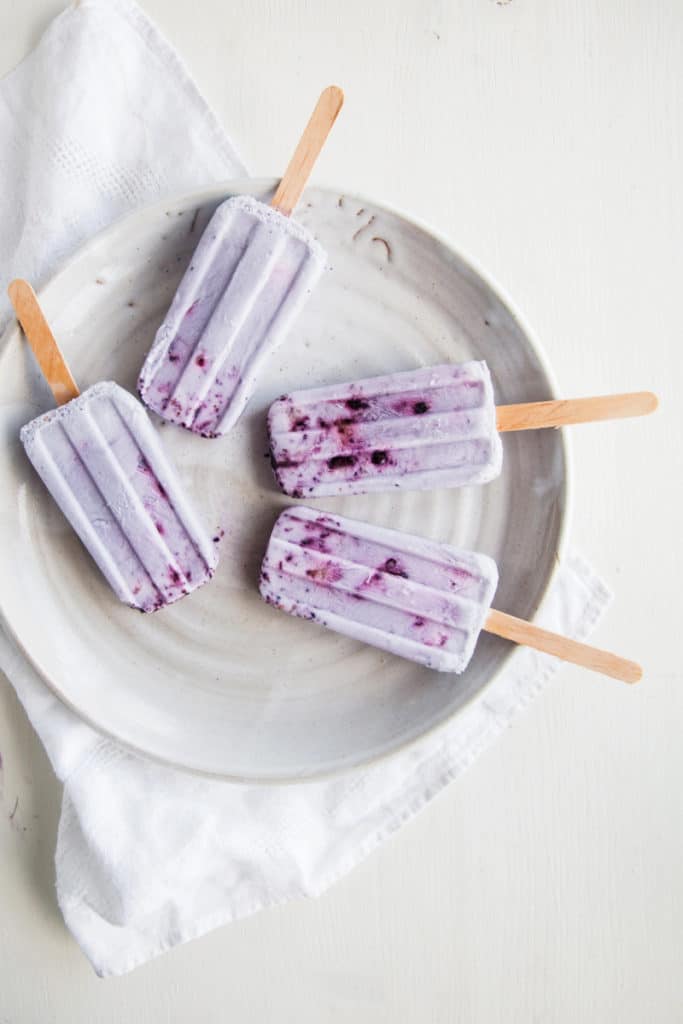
[0,181,569,782]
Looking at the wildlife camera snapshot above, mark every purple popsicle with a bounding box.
[10,280,217,612]
[138,87,344,437]
[22,383,218,611]
[259,506,643,683]
[259,506,498,673]
[268,361,503,497]
[138,196,326,437]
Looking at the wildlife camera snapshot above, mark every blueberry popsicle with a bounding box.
[10,280,217,612]
[268,361,658,497]
[260,507,642,683]
[138,85,344,438]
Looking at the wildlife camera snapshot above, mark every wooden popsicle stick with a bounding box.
[485,608,642,684]
[8,279,79,406]
[495,391,658,433]
[271,85,344,216]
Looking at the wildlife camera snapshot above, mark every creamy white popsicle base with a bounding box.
[259,506,498,672]
[21,382,218,611]
[139,195,326,437]
[268,361,503,497]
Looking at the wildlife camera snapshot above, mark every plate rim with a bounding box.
[0,178,573,783]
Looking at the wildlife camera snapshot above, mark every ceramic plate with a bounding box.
[0,181,569,781]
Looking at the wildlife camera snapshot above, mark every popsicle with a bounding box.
[268,361,658,497]
[138,85,344,438]
[9,280,217,612]
[260,507,642,683]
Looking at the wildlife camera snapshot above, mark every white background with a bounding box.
[0,0,681,1019]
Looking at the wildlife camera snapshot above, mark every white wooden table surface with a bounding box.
[1,1,681,1020]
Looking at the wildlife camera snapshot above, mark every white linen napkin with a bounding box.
[0,0,611,977]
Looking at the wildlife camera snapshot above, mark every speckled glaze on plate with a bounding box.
[0,181,569,782]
